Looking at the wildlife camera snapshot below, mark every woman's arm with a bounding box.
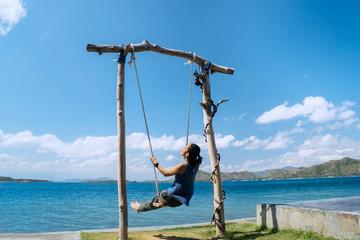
[150,156,186,177]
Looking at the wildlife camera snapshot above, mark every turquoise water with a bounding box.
[1,177,360,233]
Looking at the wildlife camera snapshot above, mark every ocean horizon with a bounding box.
[1,176,360,233]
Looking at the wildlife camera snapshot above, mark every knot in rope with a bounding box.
[184,52,197,65]
[128,52,136,67]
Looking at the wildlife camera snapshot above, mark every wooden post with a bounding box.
[201,68,226,235]
[117,57,128,240]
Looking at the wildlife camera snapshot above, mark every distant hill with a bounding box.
[195,169,261,182]
[0,176,51,183]
[253,166,301,177]
[62,177,116,183]
[265,157,360,179]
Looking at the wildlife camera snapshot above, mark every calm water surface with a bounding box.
[1,177,360,233]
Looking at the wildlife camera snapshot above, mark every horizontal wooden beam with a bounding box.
[86,40,234,75]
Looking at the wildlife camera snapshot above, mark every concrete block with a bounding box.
[257,200,360,240]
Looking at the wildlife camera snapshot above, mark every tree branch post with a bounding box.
[117,55,128,240]
[201,67,226,235]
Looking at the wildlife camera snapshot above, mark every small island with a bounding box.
[0,176,51,183]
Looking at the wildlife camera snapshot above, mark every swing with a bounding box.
[129,47,197,202]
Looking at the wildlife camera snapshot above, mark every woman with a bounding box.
[130,143,202,212]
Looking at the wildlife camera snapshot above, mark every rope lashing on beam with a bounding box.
[117,44,127,63]
[193,61,211,89]
[200,61,211,74]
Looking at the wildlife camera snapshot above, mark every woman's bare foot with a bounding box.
[130,201,141,213]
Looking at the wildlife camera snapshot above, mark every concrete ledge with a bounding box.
[0,231,80,240]
[257,197,360,240]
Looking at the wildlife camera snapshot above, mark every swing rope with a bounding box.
[129,49,160,201]
[184,52,196,145]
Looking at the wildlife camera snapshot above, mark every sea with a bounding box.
[1,177,360,233]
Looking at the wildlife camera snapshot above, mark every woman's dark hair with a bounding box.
[187,143,202,167]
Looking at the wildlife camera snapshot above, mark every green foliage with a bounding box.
[292,229,338,240]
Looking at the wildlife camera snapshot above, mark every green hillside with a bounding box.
[195,170,261,182]
[265,157,360,179]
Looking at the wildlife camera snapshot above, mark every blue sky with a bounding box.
[1,0,360,181]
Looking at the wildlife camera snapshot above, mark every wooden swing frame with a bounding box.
[86,40,234,240]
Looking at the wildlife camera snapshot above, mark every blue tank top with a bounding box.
[167,163,198,206]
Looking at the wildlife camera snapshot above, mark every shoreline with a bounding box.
[0,218,256,240]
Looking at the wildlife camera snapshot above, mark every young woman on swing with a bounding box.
[130,143,202,212]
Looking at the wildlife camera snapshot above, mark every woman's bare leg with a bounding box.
[130,201,141,213]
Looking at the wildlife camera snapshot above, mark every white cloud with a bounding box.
[0,130,238,159]
[1,130,117,158]
[0,152,13,160]
[242,159,264,169]
[308,107,336,123]
[0,129,241,180]
[327,122,343,130]
[232,135,263,149]
[0,150,118,180]
[312,126,324,133]
[126,133,205,151]
[224,113,247,121]
[256,96,356,125]
[344,117,359,126]
[215,134,235,149]
[327,118,359,130]
[0,0,27,35]
[238,113,247,120]
[200,165,212,172]
[264,132,293,150]
[274,134,360,168]
[357,123,360,130]
[166,154,177,161]
[338,110,355,120]
[232,126,303,150]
